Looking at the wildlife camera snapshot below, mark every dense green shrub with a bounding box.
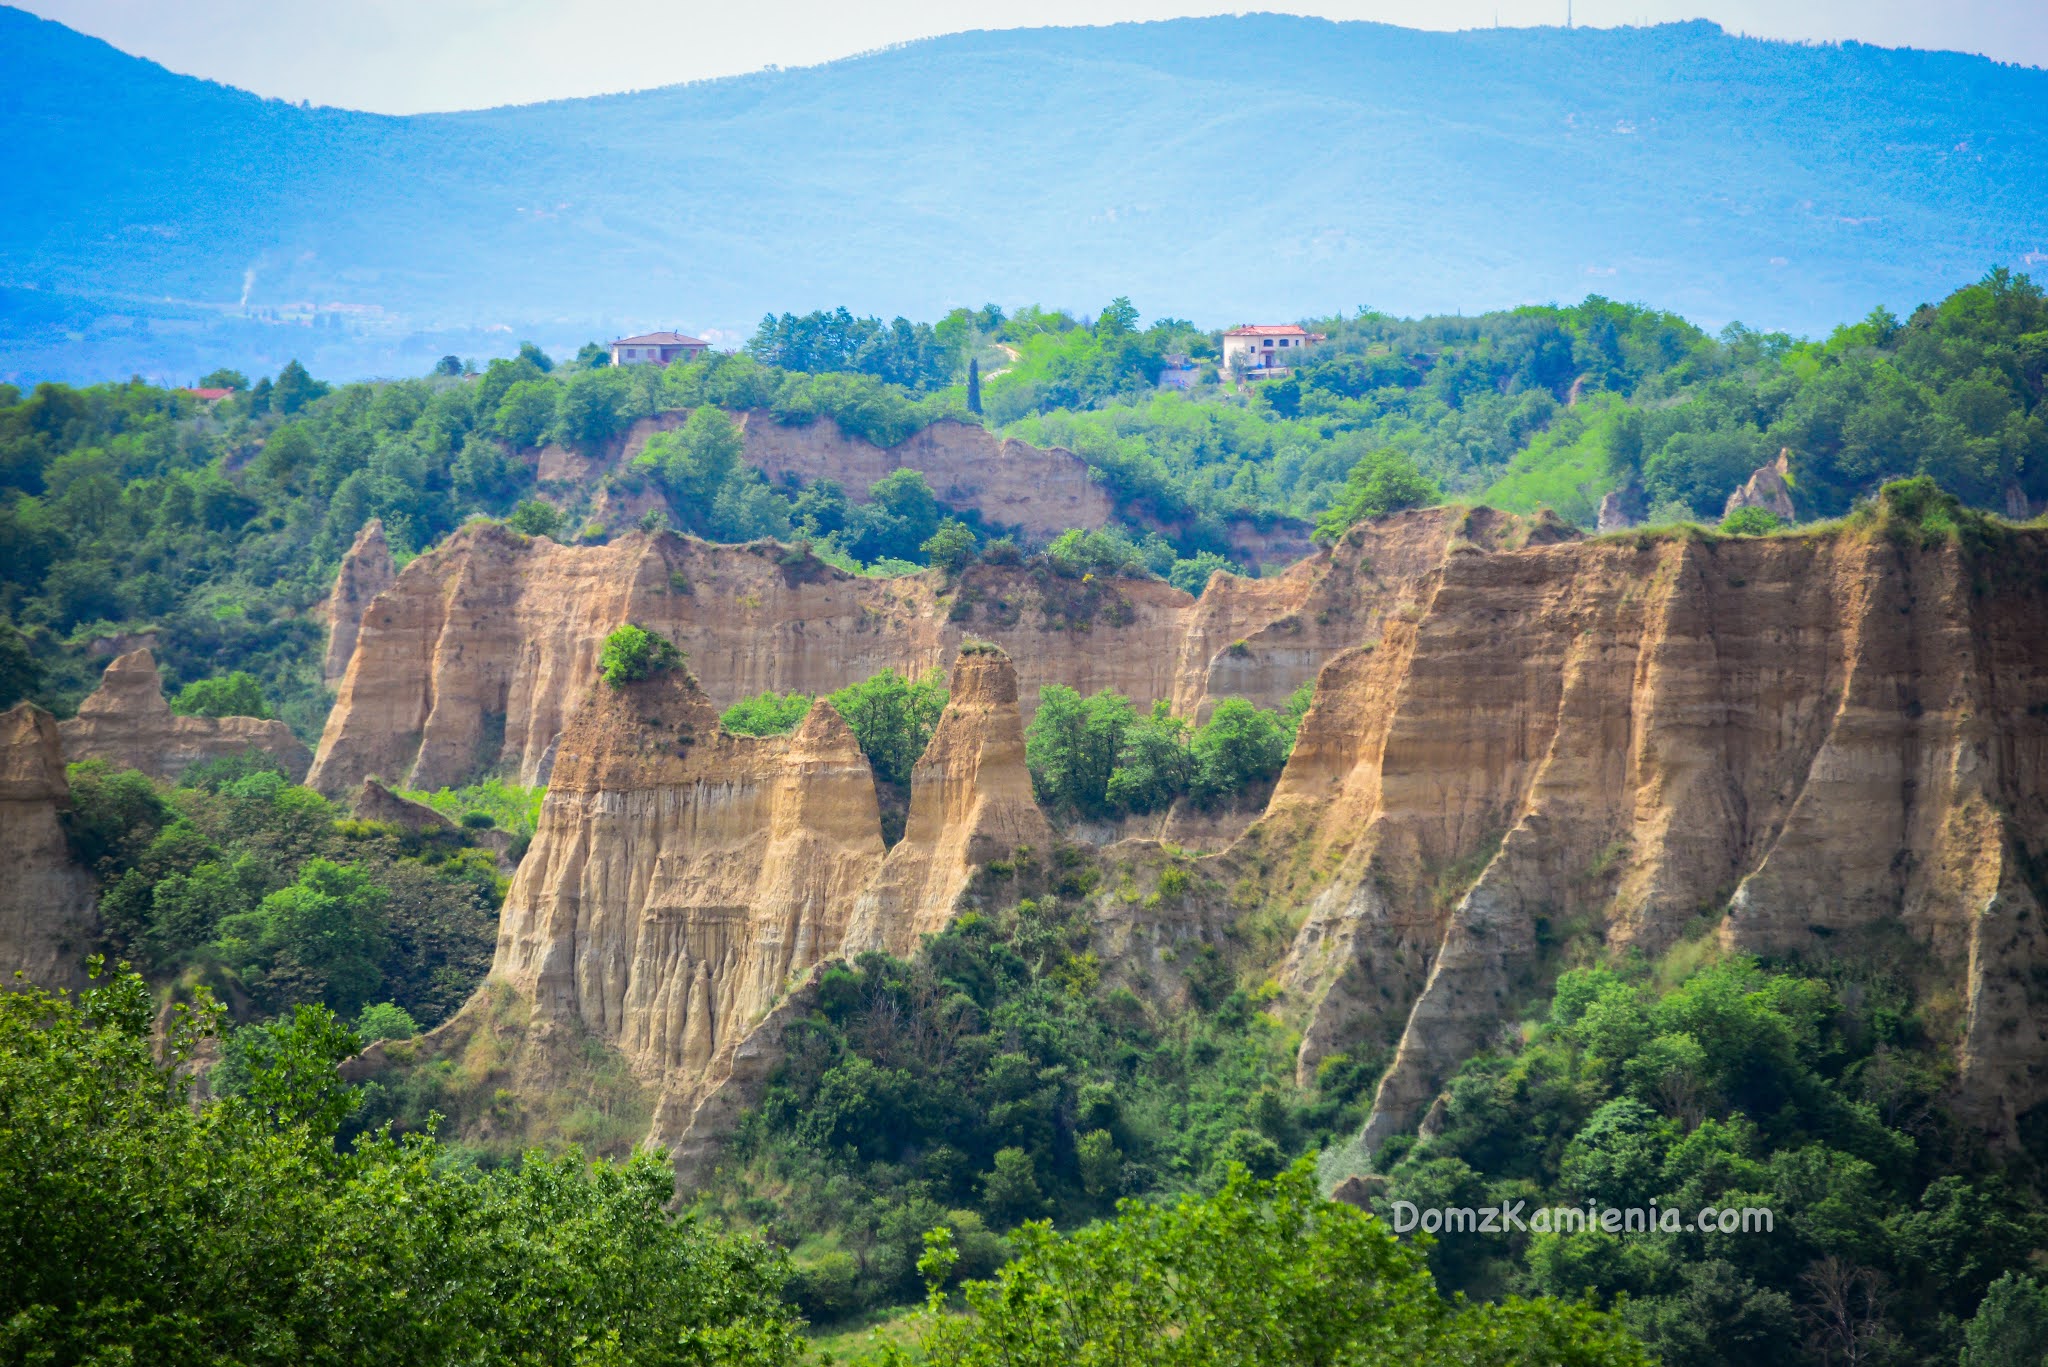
[598,624,683,688]
[168,669,270,718]
[1313,445,1439,540]
[1025,687,1302,818]
[906,1161,1655,1367]
[0,970,801,1367]
[707,891,1371,1323]
[825,667,947,788]
[1719,506,1783,535]
[1359,952,2048,1367]
[70,762,498,1029]
[507,497,566,538]
[719,690,815,736]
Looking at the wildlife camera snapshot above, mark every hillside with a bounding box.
[12,481,2048,1363]
[5,6,2048,382]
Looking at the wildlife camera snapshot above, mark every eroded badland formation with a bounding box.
[10,492,2048,1180]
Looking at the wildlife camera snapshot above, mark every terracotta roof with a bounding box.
[1223,324,1317,337]
[612,331,708,347]
[183,388,235,401]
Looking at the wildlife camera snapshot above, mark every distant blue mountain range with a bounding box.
[2,5,2045,384]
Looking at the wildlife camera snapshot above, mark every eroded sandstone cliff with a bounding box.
[0,702,97,989]
[1242,519,2048,1155]
[359,506,2048,1176]
[847,649,1053,953]
[321,518,397,689]
[309,510,1517,796]
[60,649,310,782]
[411,647,1046,1160]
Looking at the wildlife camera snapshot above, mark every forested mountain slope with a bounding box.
[5,5,2048,382]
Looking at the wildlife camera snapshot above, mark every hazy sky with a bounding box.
[20,0,2048,113]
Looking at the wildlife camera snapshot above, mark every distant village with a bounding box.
[606,323,1326,388]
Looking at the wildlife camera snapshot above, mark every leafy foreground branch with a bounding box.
[888,1160,1652,1367]
[0,966,801,1367]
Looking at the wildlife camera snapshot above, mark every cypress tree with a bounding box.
[967,356,982,415]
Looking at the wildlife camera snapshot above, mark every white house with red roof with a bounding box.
[610,331,710,367]
[1221,324,1325,379]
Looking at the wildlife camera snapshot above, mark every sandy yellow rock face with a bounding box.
[1250,525,2048,1153]
[320,519,397,690]
[308,512,1509,797]
[0,702,97,989]
[58,649,309,782]
[338,507,2048,1166]
[848,650,1054,954]
[438,647,1047,1159]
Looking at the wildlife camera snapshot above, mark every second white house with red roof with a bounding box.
[1221,323,1325,379]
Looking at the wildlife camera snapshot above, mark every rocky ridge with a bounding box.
[307,508,1540,797]
[341,501,2048,1175]
[0,703,98,990]
[59,649,310,783]
[406,647,1046,1161]
[1247,515,2048,1159]
[320,518,397,689]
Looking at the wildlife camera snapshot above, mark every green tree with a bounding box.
[851,469,942,564]
[921,518,977,573]
[1190,697,1291,803]
[0,621,43,707]
[905,1161,1654,1367]
[981,1146,1046,1222]
[212,858,389,1016]
[1720,506,1783,535]
[0,969,803,1367]
[508,498,566,538]
[1077,1128,1121,1201]
[826,667,948,788]
[557,369,630,451]
[1168,549,1241,595]
[271,359,327,415]
[598,624,684,688]
[355,1001,420,1041]
[170,670,271,719]
[1643,429,1763,519]
[720,690,814,736]
[494,378,559,447]
[642,405,745,525]
[61,759,171,872]
[1104,701,1194,815]
[967,356,983,414]
[433,354,464,376]
[1314,446,1438,540]
[197,368,249,391]
[1025,685,1134,817]
[1963,1273,2048,1367]
[1095,296,1141,337]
